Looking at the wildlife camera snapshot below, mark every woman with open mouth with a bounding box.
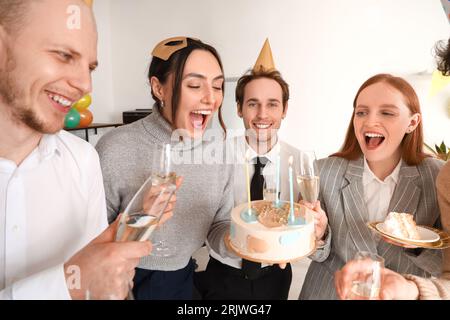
[299,73,444,300]
[96,37,233,300]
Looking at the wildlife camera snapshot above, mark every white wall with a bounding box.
[92,0,450,158]
[91,0,114,122]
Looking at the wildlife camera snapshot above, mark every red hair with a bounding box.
[332,74,429,165]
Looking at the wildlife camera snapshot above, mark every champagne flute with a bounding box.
[346,251,384,300]
[115,144,177,300]
[116,143,178,255]
[263,175,277,202]
[147,143,178,257]
[296,150,320,204]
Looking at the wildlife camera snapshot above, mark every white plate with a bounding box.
[375,223,440,243]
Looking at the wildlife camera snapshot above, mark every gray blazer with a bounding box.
[300,156,444,300]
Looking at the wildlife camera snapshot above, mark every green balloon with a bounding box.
[64,108,81,128]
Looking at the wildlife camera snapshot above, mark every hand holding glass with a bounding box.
[116,177,176,243]
[345,251,384,300]
[116,144,178,257]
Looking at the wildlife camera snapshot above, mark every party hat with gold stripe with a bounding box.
[83,0,93,7]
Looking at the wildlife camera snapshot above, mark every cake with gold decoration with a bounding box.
[229,200,316,263]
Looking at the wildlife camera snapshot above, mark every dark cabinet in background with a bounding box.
[122,109,152,124]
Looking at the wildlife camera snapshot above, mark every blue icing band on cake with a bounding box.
[240,208,258,223]
[279,232,301,246]
[288,216,305,226]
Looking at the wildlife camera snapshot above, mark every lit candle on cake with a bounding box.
[241,149,257,222]
[245,149,252,212]
[275,144,280,206]
[288,155,295,224]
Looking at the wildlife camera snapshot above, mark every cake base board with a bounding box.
[224,233,317,264]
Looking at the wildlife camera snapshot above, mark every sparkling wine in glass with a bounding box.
[116,144,177,256]
[263,175,277,202]
[115,162,177,300]
[114,144,179,300]
[349,281,381,300]
[346,251,384,300]
[117,175,176,244]
[296,175,320,204]
[296,150,320,204]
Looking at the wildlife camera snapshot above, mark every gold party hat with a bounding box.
[151,36,200,61]
[253,38,276,72]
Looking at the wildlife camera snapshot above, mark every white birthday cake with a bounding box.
[229,200,316,263]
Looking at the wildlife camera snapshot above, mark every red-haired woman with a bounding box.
[334,41,450,300]
[299,74,444,300]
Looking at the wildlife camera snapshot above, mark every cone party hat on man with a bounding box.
[253,38,276,72]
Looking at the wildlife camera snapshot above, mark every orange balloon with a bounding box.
[77,109,93,128]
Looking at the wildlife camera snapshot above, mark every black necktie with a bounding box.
[242,156,268,279]
[250,157,267,201]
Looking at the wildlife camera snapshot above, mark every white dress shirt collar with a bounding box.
[362,157,402,224]
[243,136,279,164]
[19,135,60,173]
[362,157,402,186]
[2,134,61,172]
[37,134,59,159]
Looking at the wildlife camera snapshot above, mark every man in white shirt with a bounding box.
[195,40,328,299]
[0,0,151,299]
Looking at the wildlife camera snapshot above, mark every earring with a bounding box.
[160,100,165,108]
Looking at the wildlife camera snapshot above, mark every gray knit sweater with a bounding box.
[95,108,234,271]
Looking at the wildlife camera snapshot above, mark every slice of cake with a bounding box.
[383,212,420,240]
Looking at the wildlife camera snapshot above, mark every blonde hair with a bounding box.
[0,0,32,34]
